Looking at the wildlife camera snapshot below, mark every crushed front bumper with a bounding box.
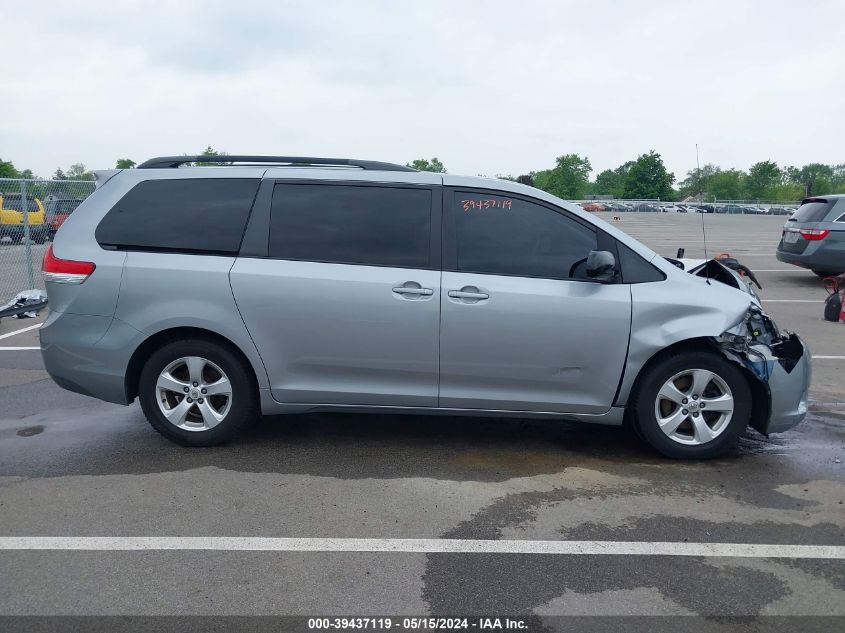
[757,334,811,434]
[717,308,811,435]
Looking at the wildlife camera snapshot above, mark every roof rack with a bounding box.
[136,155,417,172]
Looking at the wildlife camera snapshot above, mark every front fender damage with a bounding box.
[713,305,810,435]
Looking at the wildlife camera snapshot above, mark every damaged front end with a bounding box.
[715,305,811,435]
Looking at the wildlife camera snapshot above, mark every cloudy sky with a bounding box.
[2,0,843,180]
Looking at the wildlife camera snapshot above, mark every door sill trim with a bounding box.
[258,393,624,426]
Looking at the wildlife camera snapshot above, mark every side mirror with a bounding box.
[586,250,617,282]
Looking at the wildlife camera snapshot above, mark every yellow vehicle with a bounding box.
[0,193,47,243]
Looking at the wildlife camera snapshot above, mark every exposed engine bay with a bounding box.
[716,305,804,379]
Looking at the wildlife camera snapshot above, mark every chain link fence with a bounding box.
[576,199,800,214]
[0,178,95,304]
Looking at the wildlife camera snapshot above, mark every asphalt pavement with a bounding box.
[0,213,842,629]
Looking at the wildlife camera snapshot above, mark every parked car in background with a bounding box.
[579,201,608,212]
[776,195,845,277]
[604,202,632,213]
[0,193,47,243]
[661,204,684,213]
[632,202,661,213]
[768,207,792,216]
[40,154,811,459]
[45,199,84,240]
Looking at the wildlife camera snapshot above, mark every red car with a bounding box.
[45,199,83,239]
[579,201,608,212]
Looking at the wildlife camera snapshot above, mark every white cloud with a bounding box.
[1,0,843,179]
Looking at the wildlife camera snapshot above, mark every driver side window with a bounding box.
[452,191,598,279]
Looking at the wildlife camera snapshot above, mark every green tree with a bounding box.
[593,161,633,197]
[706,169,745,200]
[406,157,446,173]
[0,158,18,178]
[768,182,803,202]
[115,158,136,169]
[785,163,834,197]
[677,163,720,199]
[745,161,781,200]
[66,163,95,180]
[623,151,674,200]
[533,153,592,199]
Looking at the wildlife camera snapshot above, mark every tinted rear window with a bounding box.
[790,199,835,223]
[96,179,259,254]
[269,184,431,268]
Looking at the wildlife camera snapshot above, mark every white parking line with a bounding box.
[0,537,841,559]
[0,323,41,341]
[761,299,820,303]
[814,356,845,360]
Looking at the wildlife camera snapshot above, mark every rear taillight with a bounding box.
[799,229,830,241]
[42,244,96,284]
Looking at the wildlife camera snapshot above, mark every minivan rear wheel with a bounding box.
[138,338,258,446]
[631,351,751,459]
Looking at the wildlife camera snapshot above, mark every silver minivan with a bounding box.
[40,155,811,458]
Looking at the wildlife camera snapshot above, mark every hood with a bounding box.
[666,256,761,303]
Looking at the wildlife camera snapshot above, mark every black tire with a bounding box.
[813,270,843,278]
[138,338,258,446]
[630,351,752,459]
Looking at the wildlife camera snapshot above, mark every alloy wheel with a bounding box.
[654,368,734,446]
[155,356,233,431]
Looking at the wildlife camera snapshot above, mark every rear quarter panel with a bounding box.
[114,252,270,390]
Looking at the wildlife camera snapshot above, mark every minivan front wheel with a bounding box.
[138,339,257,446]
[631,351,751,459]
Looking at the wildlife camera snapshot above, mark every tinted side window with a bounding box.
[452,191,597,279]
[618,242,665,283]
[96,179,259,254]
[269,184,431,268]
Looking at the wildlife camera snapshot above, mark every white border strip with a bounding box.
[0,323,41,341]
[0,537,842,559]
[0,346,39,351]
[761,299,820,303]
